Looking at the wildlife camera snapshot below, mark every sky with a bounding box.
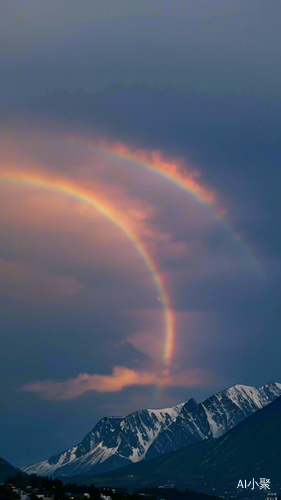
[1,0,281,467]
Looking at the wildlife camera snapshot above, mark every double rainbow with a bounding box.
[1,137,262,372]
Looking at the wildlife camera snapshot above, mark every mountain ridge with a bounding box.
[86,394,281,492]
[0,457,20,482]
[21,381,281,477]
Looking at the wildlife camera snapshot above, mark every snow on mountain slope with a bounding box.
[21,382,281,477]
[22,416,124,476]
[145,382,281,459]
[22,406,182,477]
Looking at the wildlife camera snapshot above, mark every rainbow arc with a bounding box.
[0,172,174,367]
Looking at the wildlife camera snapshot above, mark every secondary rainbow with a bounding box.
[79,137,263,276]
[82,138,217,206]
[0,172,174,368]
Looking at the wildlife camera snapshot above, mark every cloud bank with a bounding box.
[20,366,212,400]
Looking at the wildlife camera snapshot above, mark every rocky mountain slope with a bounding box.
[21,382,281,477]
[88,394,281,490]
[0,457,20,482]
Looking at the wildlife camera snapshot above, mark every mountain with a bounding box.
[21,382,281,478]
[87,394,281,492]
[22,406,182,477]
[0,458,19,482]
[146,382,281,459]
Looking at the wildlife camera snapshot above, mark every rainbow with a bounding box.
[0,136,263,372]
[0,172,175,367]
[76,136,263,277]
[81,138,217,207]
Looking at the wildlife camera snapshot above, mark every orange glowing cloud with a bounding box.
[69,135,218,208]
[20,365,213,400]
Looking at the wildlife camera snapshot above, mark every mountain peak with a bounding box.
[21,381,281,478]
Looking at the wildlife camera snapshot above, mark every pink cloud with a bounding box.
[20,365,213,401]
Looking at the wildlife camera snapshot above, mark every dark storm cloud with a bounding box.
[1,0,281,466]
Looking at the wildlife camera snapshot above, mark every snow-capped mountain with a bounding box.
[90,394,281,491]
[145,382,281,459]
[22,406,183,477]
[21,382,281,477]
